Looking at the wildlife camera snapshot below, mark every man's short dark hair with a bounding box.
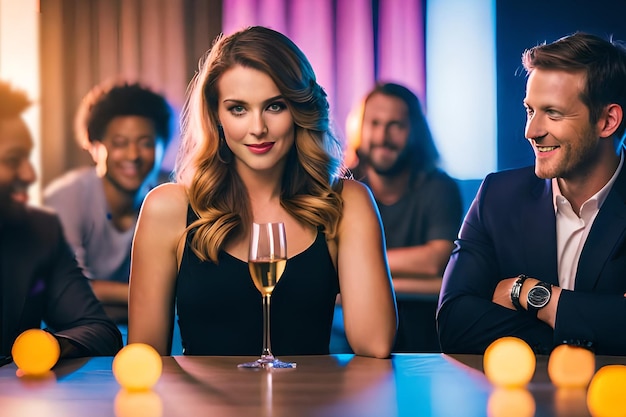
[522,32,626,138]
[75,81,173,149]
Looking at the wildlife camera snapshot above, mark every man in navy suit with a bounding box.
[0,80,122,357]
[437,32,626,355]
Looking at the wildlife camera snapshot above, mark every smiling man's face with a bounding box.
[0,116,35,221]
[524,68,602,181]
[359,93,412,176]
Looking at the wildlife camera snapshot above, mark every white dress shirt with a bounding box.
[553,153,624,290]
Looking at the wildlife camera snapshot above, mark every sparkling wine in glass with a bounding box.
[238,222,296,368]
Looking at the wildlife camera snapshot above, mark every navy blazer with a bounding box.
[0,206,122,356]
[437,165,626,355]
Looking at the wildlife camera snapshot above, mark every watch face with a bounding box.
[528,285,551,308]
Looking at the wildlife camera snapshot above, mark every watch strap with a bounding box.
[510,274,528,311]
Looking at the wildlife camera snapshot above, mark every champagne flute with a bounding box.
[238,222,296,368]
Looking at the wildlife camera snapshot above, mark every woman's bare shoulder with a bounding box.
[337,178,380,232]
[141,182,189,219]
[339,178,375,203]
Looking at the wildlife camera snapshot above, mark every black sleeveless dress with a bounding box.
[176,207,340,355]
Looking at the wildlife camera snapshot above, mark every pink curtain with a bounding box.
[378,0,425,101]
[222,0,425,142]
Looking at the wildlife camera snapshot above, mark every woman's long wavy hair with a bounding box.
[175,26,346,263]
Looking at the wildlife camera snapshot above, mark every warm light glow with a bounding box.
[483,337,535,388]
[487,388,535,417]
[548,344,595,388]
[343,100,364,169]
[11,329,60,376]
[0,0,41,204]
[555,388,588,417]
[586,365,626,417]
[114,389,163,417]
[0,397,58,415]
[113,343,163,391]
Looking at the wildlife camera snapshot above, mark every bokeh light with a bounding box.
[114,389,163,417]
[483,337,535,388]
[554,388,588,417]
[11,329,60,376]
[548,344,595,388]
[112,343,163,391]
[487,388,535,417]
[586,365,626,417]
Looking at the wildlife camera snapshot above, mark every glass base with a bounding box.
[238,355,297,369]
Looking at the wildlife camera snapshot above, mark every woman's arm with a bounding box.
[128,183,188,355]
[337,180,398,358]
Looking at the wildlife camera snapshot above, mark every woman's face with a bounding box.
[216,65,295,177]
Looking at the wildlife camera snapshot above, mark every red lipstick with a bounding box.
[247,142,274,154]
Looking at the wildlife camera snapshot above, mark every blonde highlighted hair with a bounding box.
[175,26,346,263]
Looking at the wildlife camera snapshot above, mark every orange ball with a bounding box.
[587,365,626,417]
[483,337,536,388]
[112,343,162,391]
[11,329,60,376]
[548,344,595,388]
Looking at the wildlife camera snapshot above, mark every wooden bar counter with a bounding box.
[1,353,623,417]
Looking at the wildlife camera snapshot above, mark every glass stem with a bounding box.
[262,293,273,358]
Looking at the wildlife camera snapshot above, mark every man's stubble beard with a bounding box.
[0,183,28,223]
[358,145,412,177]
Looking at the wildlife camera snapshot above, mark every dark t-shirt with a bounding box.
[365,169,463,249]
[363,168,463,352]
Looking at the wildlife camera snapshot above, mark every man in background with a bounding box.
[44,81,172,323]
[348,82,463,352]
[0,80,122,357]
